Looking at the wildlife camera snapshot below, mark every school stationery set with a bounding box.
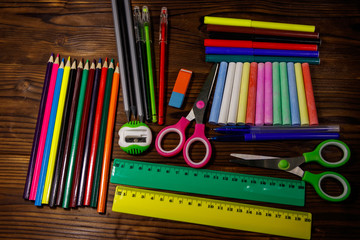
[23,4,351,239]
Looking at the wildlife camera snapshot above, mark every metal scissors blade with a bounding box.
[192,63,219,123]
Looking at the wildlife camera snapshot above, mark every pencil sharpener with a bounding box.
[118,121,152,155]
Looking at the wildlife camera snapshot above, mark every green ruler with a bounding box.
[110,159,305,206]
[112,186,312,239]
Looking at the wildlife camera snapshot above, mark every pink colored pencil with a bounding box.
[255,63,265,125]
[245,62,258,125]
[264,62,273,125]
[302,63,318,125]
[29,54,60,200]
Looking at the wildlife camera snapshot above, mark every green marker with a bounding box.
[280,62,291,125]
[272,62,282,125]
[142,6,157,123]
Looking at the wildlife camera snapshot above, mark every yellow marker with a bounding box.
[112,186,312,240]
[42,57,72,204]
[236,62,250,124]
[204,16,315,32]
[294,63,310,126]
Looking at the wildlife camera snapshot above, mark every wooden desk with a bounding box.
[0,0,359,239]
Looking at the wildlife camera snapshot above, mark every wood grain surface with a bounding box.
[1,0,359,239]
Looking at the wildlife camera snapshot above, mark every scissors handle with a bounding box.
[302,171,351,202]
[183,124,212,168]
[155,117,190,157]
[303,139,350,168]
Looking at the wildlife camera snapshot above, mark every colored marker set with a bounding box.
[203,16,321,64]
[208,61,318,127]
[23,54,120,213]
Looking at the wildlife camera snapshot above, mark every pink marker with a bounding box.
[264,62,273,125]
[29,55,60,200]
[255,63,265,125]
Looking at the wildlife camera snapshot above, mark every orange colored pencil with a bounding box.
[97,63,120,213]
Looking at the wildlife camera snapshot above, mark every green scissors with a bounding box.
[230,140,351,202]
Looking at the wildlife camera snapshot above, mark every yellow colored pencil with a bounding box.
[294,63,309,126]
[236,62,250,124]
[42,57,72,204]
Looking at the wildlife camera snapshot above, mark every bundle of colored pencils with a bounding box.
[23,54,120,213]
[203,16,321,64]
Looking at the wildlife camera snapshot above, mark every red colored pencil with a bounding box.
[83,58,108,206]
[245,62,258,125]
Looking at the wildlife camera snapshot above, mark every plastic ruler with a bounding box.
[110,159,305,206]
[112,186,312,239]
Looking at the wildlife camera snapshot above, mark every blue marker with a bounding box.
[35,59,65,206]
[205,47,319,58]
[287,62,301,126]
[208,62,228,124]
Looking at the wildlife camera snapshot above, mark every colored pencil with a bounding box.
[227,62,243,125]
[204,16,315,32]
[77,59,101,206]
[56,60,83,206]
[302,63,318,125]
[49,59,77,207]
[29,55,59,201]
[24,54,53,200]
[217,62,236,125]
[41,57,71,204]
[236,62,251,124]
[90,60,114,207]
[62,60,89,208]
[280,62,291,125]
[294,63,310,125]
[208,62,228,124]
[83,59,108,206]
[35,58,65,206]
[205,55,320,64]
[69,60,96,208]
[287,62,301,126]
[204,39,318,51]
[272,62,282,125]
[264,62,273,125]
[206,24,320,39]
[245,62,258,125]
[255,63,265,126]
[98,63,120,213]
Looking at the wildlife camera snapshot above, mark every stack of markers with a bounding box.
[208,61,318,126]
[23,54,120,213]
[203,16,321,65]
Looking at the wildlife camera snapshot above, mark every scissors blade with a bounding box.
[230,153,278,160]
[230,156,305,172]
[192,63,219,123]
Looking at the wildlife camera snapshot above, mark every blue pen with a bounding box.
[205,47,319,58]
[35,58,65,206]
[287,62,301,125]
[208,62,228,124]
[209,132,340,142]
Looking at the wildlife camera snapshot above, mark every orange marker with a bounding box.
[302,63,318,125]
[168,69,192,108]
[245,62,258,125]
[97,64,120,213]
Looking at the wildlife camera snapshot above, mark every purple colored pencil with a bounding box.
[264,62,273,125]
[23,54,54,200]
[255,63,265,126]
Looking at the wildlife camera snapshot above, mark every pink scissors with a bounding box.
[155,64,219,168]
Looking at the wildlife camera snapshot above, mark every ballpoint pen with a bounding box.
[158,7,168,125]
[142,6,157,123]
[134,6,151,122]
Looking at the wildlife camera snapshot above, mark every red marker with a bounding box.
[158,7,168,125]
